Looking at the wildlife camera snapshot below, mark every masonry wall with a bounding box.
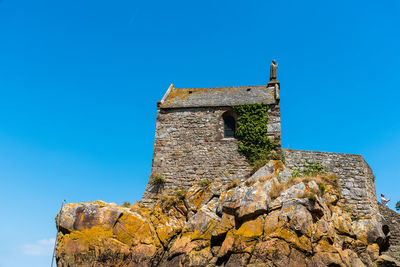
[378,203,400,261]
[283,149,378,219]
[141,104,281,205]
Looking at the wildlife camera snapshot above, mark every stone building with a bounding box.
[141,80,379,221]
[139,71,399,261]
[142,83,281,204]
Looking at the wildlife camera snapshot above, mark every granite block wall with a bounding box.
[283,149,379,219]
[141,104,281,205]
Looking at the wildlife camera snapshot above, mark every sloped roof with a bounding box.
[160,84,276,108]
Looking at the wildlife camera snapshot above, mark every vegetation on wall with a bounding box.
[120,201,131,208]
[233,103,278,168]
[149,173,166,186]
[291,161,328,177]
[396,201,400,211]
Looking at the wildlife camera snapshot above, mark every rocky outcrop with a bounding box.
[56,161,398,267]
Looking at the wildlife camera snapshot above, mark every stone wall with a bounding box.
[141,104,281,205]
[283,149,379,219]
[378,203,400,261]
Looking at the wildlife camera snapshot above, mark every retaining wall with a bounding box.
[283,149,378,219]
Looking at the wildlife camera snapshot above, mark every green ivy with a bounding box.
[233,103,277,164]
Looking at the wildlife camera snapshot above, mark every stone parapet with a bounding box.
[283,149,378,220]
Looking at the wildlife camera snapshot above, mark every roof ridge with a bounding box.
[174,85,266,90]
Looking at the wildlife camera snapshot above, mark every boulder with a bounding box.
[57,200,126,232]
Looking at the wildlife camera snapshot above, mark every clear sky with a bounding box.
[0,0,399,266]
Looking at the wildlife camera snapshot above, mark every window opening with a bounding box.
[224,116,236,138]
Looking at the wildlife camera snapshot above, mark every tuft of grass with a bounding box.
[226,179,240,190]
[259,174,275,183]
[199,179,212,188]
[268,174,338,201]
[174,187,187,200]
[160,194,178,210]
[396,201,400,211]
[269,182,285,200]
[244,179,256,186]
[159,187,188,210]
[121,201,131,208]
[250,158,269,175]
[249,152,282,176]
[149,173,166,186]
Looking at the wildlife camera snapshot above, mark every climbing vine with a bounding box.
[233,103,278,165]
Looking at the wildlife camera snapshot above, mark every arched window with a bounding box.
[223,115,236,138]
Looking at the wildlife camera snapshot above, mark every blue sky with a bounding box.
[0,0,399,266]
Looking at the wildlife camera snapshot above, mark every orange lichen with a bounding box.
[164,86,250,106]
[272,160,284,174]
[61,225,113,250]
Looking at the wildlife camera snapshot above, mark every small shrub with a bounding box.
[150,173,166,186]
[396,201,400,211]
[281,152,286,164]
[226,179,240,190]
[159,188,187,210]
[121,201,131,208]
[199,179,212,188]
[174,187,187,200]
[160,194,177,210]
[292,161,327,178]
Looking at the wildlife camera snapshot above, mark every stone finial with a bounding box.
[270,59,278,81]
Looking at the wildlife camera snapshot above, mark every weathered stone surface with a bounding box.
[57,200,126,232]
[378,203,400,262]
[236,179,277,219]
[248,160,293,183]
[142,102,281,205]
[56,171,398,267]
[270,182,308,208]
[184,198,220,240]
[283,149,379,220]
[161,85,277,108]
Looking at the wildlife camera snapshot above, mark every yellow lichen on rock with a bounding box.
[113,212,161,247]
[55,160,394,267]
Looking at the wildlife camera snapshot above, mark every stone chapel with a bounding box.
[141,63,378,224]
